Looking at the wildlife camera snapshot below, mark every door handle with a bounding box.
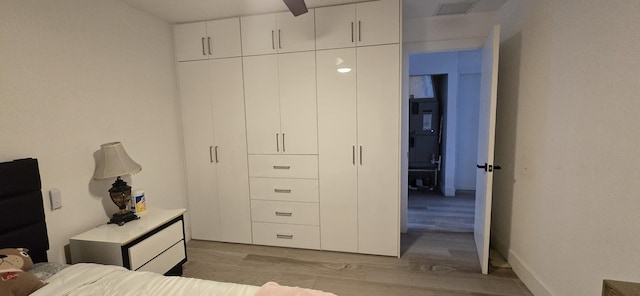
[201,37,206,55]
[477,163,502,172]
[208,37,212,55]
[276,133,279,152]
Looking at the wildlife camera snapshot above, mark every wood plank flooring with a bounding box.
[183,231,532,295]
[408,189,475,232]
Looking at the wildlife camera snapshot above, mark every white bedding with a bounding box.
[30,263,260,296]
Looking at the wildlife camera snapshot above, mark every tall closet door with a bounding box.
[243,55,281,154]
[177,61,221,241]
[209,58,252,243]
[317,48,358,252]
[278,51,318,155]
[356,44,400,256]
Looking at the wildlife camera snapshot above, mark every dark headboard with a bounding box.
[0,158,49,263]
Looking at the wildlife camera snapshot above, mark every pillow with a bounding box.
[0,248,46,296]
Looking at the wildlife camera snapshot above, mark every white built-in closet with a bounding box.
[174,0,401,257]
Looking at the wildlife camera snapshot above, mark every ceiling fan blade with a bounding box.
[282,0,308,16]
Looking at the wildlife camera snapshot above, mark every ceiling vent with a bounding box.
[434,1,475,16]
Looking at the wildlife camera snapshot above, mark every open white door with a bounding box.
[474,25,500,275]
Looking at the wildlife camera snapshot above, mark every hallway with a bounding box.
[407,190,475,232]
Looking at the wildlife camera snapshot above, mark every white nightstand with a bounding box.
[70,208,187,276]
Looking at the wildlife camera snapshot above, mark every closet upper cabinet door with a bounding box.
[241,14,278,56]
[356,0,400,46]
[206,18,242,59]
[174,22,209,61]
[275,10,316,53]
[243,55,281,154]
[315,4,356,50]
[278,51,318,155]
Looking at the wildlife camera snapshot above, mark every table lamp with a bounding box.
[93,142,142,226]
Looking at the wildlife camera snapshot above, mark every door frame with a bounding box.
[401,34,499,275]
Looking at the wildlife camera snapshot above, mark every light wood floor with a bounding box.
[408,189,475,232]
[183,232,532,295]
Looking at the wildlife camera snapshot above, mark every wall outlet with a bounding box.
[49,188,62,210]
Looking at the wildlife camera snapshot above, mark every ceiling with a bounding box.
[115,0,508,24]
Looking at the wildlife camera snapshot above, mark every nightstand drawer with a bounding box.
[136,240,185,273]
[128,219,184,271]
[251,200,319,225]
[249,177,318,202]
[252,222,319,249]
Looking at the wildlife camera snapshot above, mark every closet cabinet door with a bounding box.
[208,58,252,244]
[174,18,241,61]
[174,22,209,62]
[243,55,281,154]
[278,51,317,155]
[317,48,358,252]
[177,61,221,240]
[275,10,316,53]
[205,18,242,59]
[355,0,400,47]
[240,14,278,56]
[356,44,400,256]
[241,11,315,56]
[315,5,356,50]
[314,0,399,50]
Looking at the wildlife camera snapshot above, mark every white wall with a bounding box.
[493,0,640,295]
[0,0,187,263]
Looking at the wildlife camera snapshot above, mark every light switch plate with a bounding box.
[49,188,62,210]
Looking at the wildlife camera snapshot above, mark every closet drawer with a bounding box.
[252,222,320,249]
[250,177,318,202]
[251,200,319,225]
[248,155,318,178]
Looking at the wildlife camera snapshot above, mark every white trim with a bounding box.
[509,249,554,296]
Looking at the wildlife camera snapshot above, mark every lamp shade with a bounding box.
[93,142,142,179]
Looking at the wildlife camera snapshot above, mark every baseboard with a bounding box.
[508,249,554,296]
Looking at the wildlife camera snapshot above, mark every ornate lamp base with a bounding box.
[109,211,139,226]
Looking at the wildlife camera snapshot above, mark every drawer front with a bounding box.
[128,219,184,271]
[252,222,320,249]
[250,177,318,202]
[251,200,319,225]
[136,240,185,274]
[248,155,318,178]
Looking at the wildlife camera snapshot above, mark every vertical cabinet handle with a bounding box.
[214,146,219,163]
[351,22,354,43]
[201,37,206,55]
[276,133,279,152]
[278,29,282,49]
[359,145,363,165]
[271,30,275,49]
[352,145,356,165]
[208,37,212,55]
[358,21,362,42]
[282,133,285,152]
[209,146,214,163]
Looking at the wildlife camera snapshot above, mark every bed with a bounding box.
[0,158,335,296]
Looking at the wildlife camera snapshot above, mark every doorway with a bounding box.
[404,50,481,233]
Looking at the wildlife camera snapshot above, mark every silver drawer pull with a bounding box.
[275,211,293,217]
[276,234,293,239]
[273,165,291,170]
[274,189,291,193]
